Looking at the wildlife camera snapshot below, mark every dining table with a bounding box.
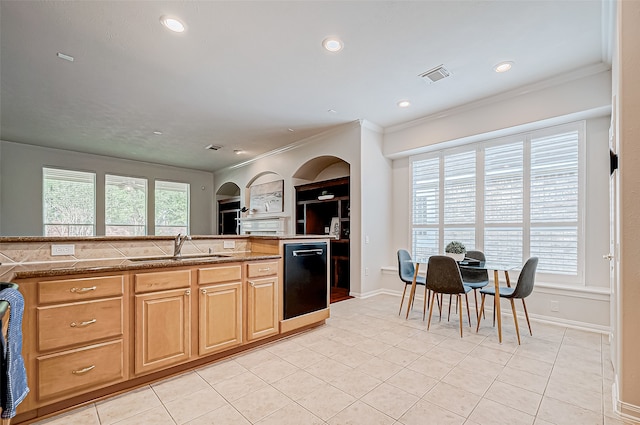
[405,257,518,343]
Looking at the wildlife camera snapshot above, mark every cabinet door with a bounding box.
[246,276,278,341]
[135,288,191,375]
[199,282,242,356]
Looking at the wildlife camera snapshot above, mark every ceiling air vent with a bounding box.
[419,65,451,83]
[204,144,223,151]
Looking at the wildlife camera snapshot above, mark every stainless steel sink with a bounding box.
[129,254,230,262]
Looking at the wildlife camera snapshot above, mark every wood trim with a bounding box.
[280,308,330,333]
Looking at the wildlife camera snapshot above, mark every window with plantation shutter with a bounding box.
[410,122,584,283]
[530,131,579,274]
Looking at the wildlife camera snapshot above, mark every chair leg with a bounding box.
[439,294,444,322]
[423,287,428,321]
[464,293,471,327]
[448,294,453,321]
[473,289,481,320]
[522,299,533,336]
[398,284,408,315]
[510,299,521,345]
[476,294,486,332]
[427,291,436,330]
[458,295,463,338]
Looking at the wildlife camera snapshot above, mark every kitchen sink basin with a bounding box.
[129,253,230,262]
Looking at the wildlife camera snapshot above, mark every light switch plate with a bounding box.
[51,244,75,256]
[223,240,236,249]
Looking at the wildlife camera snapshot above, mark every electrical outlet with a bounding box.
[51,244,75,256]
[550,300,559,312]
[365,236,370,244]
[365,267,370,276]
[223,240,235,249]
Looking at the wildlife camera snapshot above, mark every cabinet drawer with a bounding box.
[37,340,125,401]
[247,261,278,278]
[198,265,241,284]
[135,269,191,293]
[38,275,123,304]
[37,298,123,351]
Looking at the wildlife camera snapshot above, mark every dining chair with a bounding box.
[460,250,489,319]
[476,257,538,344]
[425,255,472,337]
[397,249,429,318]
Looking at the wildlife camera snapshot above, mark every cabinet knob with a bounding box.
[70,319,97,328]
[248,280,255,287]
[70,286,97,294]
[185,289,191,296]
[201,289,207,294]
[72,365,96,375]
[603,253,614,260]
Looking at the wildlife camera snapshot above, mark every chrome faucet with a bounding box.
[173,233,191,257]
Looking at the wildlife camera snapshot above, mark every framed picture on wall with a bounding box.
[249,180,284,213]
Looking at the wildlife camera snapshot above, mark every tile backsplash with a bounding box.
[0,238,250,264]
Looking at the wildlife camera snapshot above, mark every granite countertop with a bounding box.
[1,252,281,281]
[0,234,332,243]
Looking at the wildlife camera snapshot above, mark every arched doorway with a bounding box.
[216,182,241,235]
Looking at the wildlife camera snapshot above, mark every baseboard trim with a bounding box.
[613,381,640,423]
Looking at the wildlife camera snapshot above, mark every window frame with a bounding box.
[42,167,97,236]
[409,121,585,285]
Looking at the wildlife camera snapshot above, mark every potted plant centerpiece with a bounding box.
[445,241,466,262]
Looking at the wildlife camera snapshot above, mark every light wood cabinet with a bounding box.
[28,274,128,405]
[12,255,320,424]
[246,261,279,341]
[198,264,243,355]
[134,269,191,375]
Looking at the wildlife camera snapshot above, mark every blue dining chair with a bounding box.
[460,250,489,319]
[426,255,473,337]
[397,249,429,318]
[476,257,538,344]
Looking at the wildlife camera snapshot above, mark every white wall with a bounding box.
[380,71,613,330]
[0,141,215,235]
[214,121,364,294]
[357,121,393,297]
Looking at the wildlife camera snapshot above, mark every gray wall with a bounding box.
[0,141,215,236]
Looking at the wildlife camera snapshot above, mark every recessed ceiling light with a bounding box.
[152,131,163,135]
[287,128,295,132]
[322,37,343,52]
[160,16,186,33]
[397,100,411,108]
[233,149,244,155]
[327,109,337,114]
[494,61,514,73]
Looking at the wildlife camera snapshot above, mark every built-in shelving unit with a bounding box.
[295,177,350,292]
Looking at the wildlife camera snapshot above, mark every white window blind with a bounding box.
[410,122,583,282]
[530,131,579,274]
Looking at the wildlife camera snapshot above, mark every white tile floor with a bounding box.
[31,294,635,425]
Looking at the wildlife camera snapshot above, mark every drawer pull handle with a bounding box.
[185,289,191,296]
[258,267,271,272]
[70,319,97,328]
[72,365,96,375]
[201,289,207,294]
[70,286,97,294]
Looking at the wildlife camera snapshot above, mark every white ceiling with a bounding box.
[0,1,609,172]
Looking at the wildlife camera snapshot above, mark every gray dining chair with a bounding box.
[476,257,538,344]
[397,249,429,318]
[460,250,489,319]
[426,255,473,337]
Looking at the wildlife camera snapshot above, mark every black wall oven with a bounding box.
[283,242,328,320]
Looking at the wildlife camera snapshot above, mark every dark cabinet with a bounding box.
[295,177,350,293]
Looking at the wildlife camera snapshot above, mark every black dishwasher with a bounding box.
[283,242,328,320]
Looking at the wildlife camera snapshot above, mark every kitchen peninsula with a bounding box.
[0,234,330,424]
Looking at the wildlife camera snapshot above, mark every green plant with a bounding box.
[445,241,466,254]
